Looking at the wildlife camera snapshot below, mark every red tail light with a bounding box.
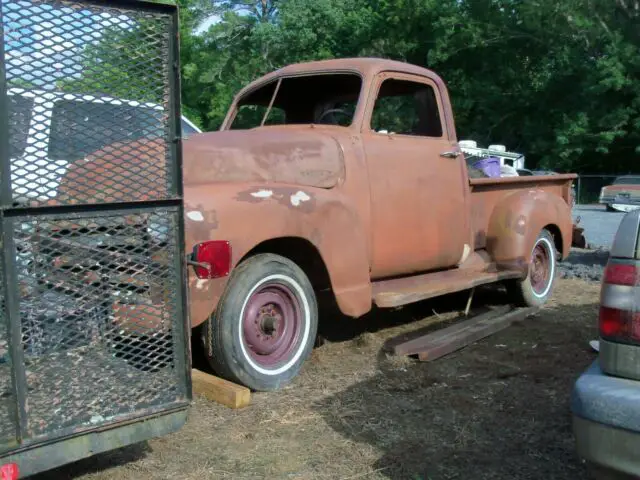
[192,241,231,279]
[603,263,638,286]
[599,307,640,342]
[600,261,639,343]
[0,463,18,480]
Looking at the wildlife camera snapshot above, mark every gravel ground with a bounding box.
[572,204,625,249]
[558,203,625,283]
[559,247,609,283]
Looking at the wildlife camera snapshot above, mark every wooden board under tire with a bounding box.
[390,306,539,362]
[192,369,251,409]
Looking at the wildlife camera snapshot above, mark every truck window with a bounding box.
[230,73,362,129]
[371,79,443,137]
[48,100,164,162]
[8,94,33,158]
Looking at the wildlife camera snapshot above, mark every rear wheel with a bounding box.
[202,254,318,391]
[507,229,557,307]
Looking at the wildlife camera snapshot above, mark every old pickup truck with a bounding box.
[61,58,576,391]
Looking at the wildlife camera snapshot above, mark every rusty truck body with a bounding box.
[63,58,575,392]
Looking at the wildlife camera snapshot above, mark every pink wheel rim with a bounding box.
[242,282,302,367]
[530,241,551,295]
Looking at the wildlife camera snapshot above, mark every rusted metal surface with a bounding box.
[572,217,588,249]
[54,57,575,329]
[184,129,345,189]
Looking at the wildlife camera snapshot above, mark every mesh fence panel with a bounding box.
[3,0,174,206]
[0,240,17,447]
[15,208,185,437]
[0,0,187,450]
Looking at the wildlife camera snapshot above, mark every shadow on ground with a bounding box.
[315,300,597,480]
[32,442,151,479]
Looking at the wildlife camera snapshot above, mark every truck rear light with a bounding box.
[191,241,231,279]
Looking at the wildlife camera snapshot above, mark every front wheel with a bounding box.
[203,253,318,391]
[507,229,557,307]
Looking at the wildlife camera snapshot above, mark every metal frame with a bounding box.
[0,0,191,474]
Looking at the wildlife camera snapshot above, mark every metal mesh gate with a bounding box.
[0,0,189,453]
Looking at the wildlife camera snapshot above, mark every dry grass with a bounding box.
[35,279,600,480]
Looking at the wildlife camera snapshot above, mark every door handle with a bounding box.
[440,151,460,159]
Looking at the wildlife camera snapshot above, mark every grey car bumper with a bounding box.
[572,361,640,477]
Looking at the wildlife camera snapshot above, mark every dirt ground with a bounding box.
[35,279,600,480]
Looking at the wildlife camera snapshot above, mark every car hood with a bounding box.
[183,128,345,189]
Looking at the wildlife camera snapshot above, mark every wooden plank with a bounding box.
[191,369,251,409]
[417,307,539,362]
[392,305,512,356]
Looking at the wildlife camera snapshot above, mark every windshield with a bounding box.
[613,176,640,185]
[48,100,164,162]
[230,73,362,130]
[8,94,33,158]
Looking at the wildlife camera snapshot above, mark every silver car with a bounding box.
[572,209,640,478]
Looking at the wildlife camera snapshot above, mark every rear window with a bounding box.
[8,94,33,158]
[48,100,164,162]
[614,176,640,185]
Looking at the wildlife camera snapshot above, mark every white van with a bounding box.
[7,88,202,203]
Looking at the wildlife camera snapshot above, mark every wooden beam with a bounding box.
[191,369,251,409]
[391,306,538,361]
[392,305,512,357]
[417,307,539,362]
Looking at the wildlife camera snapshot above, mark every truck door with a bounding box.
[362,72,469,278]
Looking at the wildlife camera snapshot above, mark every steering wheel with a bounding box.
[316,108,350,124]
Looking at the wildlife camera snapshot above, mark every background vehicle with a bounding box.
[599,175,640,212]
[8,88,201,203]
[60,58,576,392]
[571,209,640,479]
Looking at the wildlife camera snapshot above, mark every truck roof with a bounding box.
[236,57,446,99]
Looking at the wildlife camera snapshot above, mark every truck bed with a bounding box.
[469,174,577,251]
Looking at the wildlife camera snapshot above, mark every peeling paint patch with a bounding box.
[196,279,208,290]
[290,190,311,207]
[187,211,204,222]
[251,189,274,199]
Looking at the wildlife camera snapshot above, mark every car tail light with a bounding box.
[191,241,231,279]
[603,263,638,286]
[600,261,640,344]
[0,463,18,480]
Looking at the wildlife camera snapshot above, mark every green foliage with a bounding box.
[70,0,640,173]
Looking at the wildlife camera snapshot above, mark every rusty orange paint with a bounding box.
[55,57,577,330]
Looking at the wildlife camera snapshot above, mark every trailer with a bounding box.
[0,0,190,476]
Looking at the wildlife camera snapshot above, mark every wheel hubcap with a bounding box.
[530,241,551,295]
[242,283,302,367]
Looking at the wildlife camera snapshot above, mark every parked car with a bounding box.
[571,209,640,478]
[7,88,201,203]
[600,175,640,213]
[58,58,576,391]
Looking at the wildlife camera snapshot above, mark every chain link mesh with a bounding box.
[1,0,186,447]
[3,0,173,206]
[0,243,18,446]
[15,208,184,436]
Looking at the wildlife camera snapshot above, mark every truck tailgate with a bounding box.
[469,174,576,250]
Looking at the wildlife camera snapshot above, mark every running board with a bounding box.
[372,268,523,308]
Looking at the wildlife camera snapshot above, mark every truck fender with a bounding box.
[185,183,372,327]
[486,189,572,273]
